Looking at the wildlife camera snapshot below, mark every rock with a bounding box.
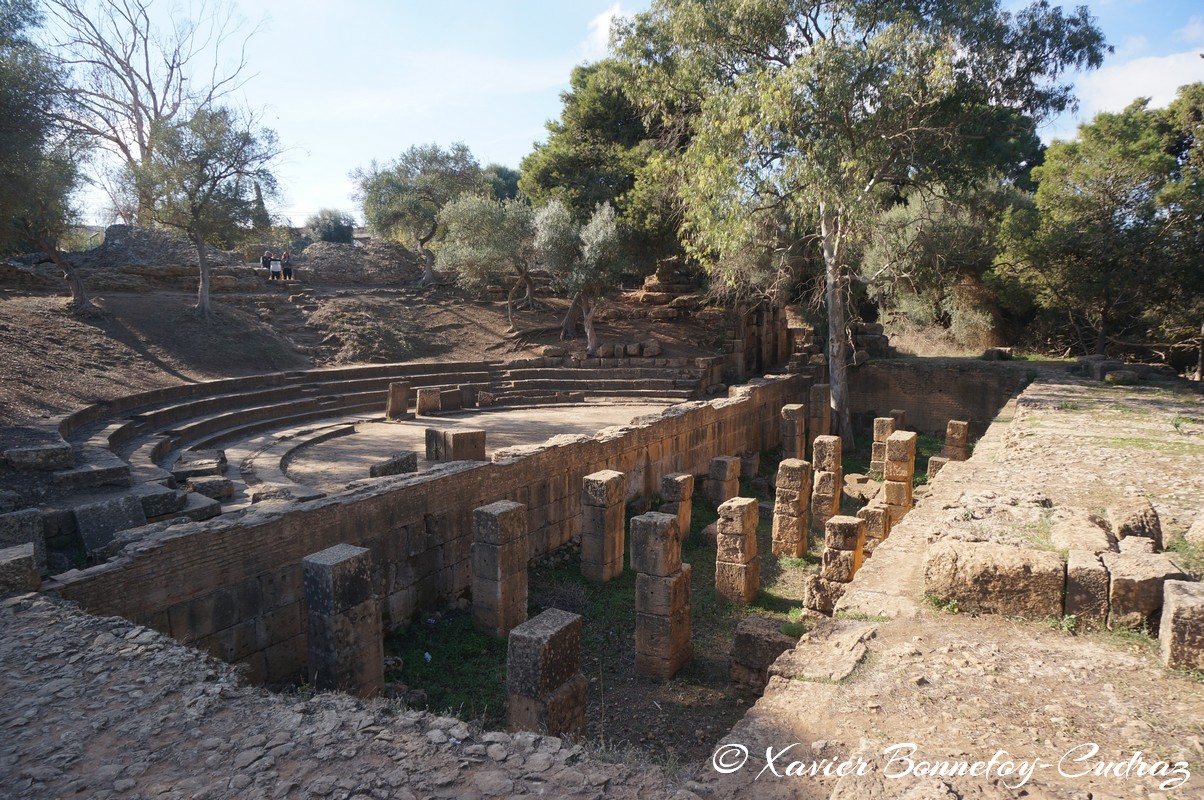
[923,541,1065,619]
[1159,580,1204,670]
[1186,516,1204,547]
[1050,510,1115,554]
[74,494,149,556]
[1065,551,1108,628]
[804,573,843,615]
[369,451,418,478]
[0,543,39,592]
[1108,495,1163,550]
[186,476,234,500]
[4,441,74,471]
[699,522,717,546]
[770,620,876,683]
[540,346,566,358]
[730,615,797,690]
[981,347,1013,361]
[131,483,187,518]
[0,508,45,571]
[1105,369,1140,385]
[1102,552,1187,630]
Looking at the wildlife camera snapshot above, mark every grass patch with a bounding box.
[1092,625,1159,657]
[834,610,890,623]
[1165,534,1204,581]
[924,593,960,614]
[1024,512,1066,556]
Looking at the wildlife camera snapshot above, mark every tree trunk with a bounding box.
[1195,319,1203,382]
[33,234,99,317]
[560,292,583,341]
[504,281,521,331]
[417,225,437,286]
[193,232,212,319]
[1094,310,1108,356]
[820,206,854,448]
[521,272,538,309]
[582,295,599,357]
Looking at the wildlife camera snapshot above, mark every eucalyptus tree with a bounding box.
[616,0,1107,444]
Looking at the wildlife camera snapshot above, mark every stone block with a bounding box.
[385,381,411,419]
[1159,580,1204,671]
[177,492,220,521]
[636,565,692,617]
[739,452,760,478]
[424,428,444,461]
[731,615,797,672]
[0,508,45,571]
[187,476,233,500]
[709,456,742,482]
[942,444,969,462]
[1108,496,1163,550]
[1102,552,1187,630]
[824,515,865,552]
[821,548,861,583]
[718,496,758,528]
[889,409,906,430]
[635,642,694,680]
[445,430,486,461]
[508,672,586,738]
[885,430,917,462]
[883,458,914,483]
[813,469,841,497]
[369,451,418,478]
[472,576,528,637]
[1119,536,1155,555]
[804,574,843,615]
[415,387,440,415]
[771,514,807,558]
[506,608,583,698]
[306,596,383,699]
[927,456,949,480]
[74,495,147,557]
[1051,512,1115,554]
[716,531,757,564]
[1065,550,1109,628]
[131,483,187,518]
[582,470,626,507]
[636,606,692,660]
[945,420,969,446]
[630,512,681,577]
[856,505,891,543]
[660,473,693,503]
[715,557,760,604]
[473,500,528,546]
[774,487,805,514]
[812,436,842,473]
[883,480,913,508]
[775,459,811,491]
[0,543,39,592]
[303,543,373,616]
[872,417,895,443]
[473,540,528,583]
[924,541,1065,619]
[5,441,73,471]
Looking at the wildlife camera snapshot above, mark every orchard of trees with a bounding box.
[3,0,1202,436]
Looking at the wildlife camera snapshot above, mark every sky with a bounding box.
[62,0,1204,226]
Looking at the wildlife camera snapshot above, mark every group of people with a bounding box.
[261,250,292,281]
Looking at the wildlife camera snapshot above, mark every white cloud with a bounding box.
[583,3,623,60]
[1114,35,1148,59]
[1044,49,1204,141]
[1176,15,1204,44]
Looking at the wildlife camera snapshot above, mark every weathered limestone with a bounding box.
[855,503,891,559]
[1159,580,1204,670]
[730,615,796,692]
[658,473,694,546]
[883,430,917,524]
[822,516,865,584]
[4,441,73,471]
[0,508,45,572]
[869,417,895,474]
[927,456,949,480]
[472,501,529,637]
[187,475,233,500]
[581,470,625,582]
[1108,496,1163,550]
[715,497,760,603]
[507,608,586,738]
[0,542,39,592]
[780,404,806,460]
[804,573,843,615]
[425,429,487,462]
[771,459,810,558]
[74,495,147,559]
[808,384,831,456]
[1102,552,1186,630]
[924,541,1065,619]
[810,435,842,529]
[631,512,692,678]
[1065,550,1109,628]
[707,456,741,506]
[415,387,441,415]
[942,419,970,461]
[385,381,412,420]
[369,451,418,478]
[1051,513,1115,554]
[302,543,384,698]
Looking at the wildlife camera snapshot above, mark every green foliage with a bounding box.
[439,195,538,326]
[304,208,356,244]
[483,163,520,201]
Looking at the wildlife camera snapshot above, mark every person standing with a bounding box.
[269,253,283,281]
[282,251,292,280]
[260,250,272,280]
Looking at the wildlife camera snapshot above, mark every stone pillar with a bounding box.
[856,503,892,560]
[780,404,806,460]
[507,608,587,737]
[459,384,478,408]
[581,470,625,582]
[715,497,760,603]
[472,501,529,637]
[385,381,412,420]
[869,417,895,475]
[415,387,441,415]
[889,409,907,431]
[303,543,384,698]
[632,512,692,679]
[1160,580,1204,671]
[822,516,865,585]
[884,430,917,524]
[771,459,811,558]
[708,456,741,506]
[808,384,831,456]
[659,473,694,543]
[425,429,486,461]
[943,420,970,461]
[810,435,842,529]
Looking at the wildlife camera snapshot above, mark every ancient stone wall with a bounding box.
[48,374,806,684]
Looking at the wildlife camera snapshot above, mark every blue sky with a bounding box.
[67,1,1204,225]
